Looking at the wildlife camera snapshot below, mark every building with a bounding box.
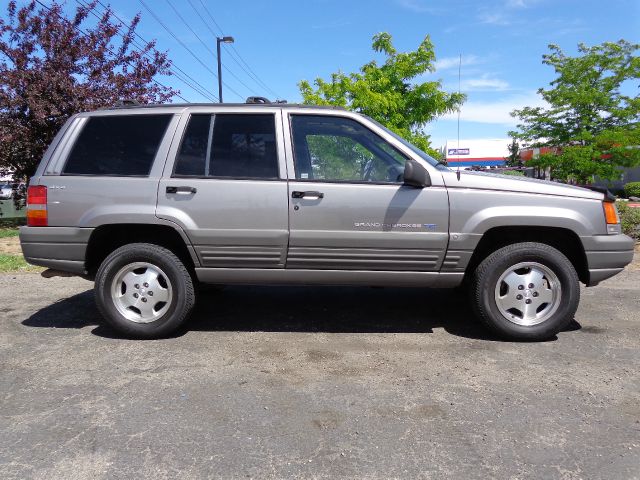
[443,139,510,168]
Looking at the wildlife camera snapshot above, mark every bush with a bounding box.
[617,201,640,240]
[624,182,640,198]
[500,170,525,176]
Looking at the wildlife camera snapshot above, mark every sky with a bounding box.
[20,0,640,149]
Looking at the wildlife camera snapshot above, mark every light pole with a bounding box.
[216,36,234,103]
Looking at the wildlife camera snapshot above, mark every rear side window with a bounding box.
[174,114,279,179]
[63,114,172,176]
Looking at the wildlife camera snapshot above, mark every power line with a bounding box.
[191,0,281,99]
[33,0,190,103]
[164,0,257,98]
[89,0,218,101]
[138,0,244,101]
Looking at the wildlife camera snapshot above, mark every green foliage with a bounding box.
[617,201,640,240]
[0,228,18,239]
[0,254,40,273]
[505,138,522,167]
[510,40,640,183]
[500,170,525,176]
[299,33,465,158]
[623,182,640,198]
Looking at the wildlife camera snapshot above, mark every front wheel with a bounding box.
[471,242,580,341]
[95,243,196,339]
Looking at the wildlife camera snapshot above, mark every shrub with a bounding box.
[617,201,640,240]
[500,170,525,176]
[623,182,640,198]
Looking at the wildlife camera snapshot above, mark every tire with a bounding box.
[470,242,580,341]
[95,243,196,339]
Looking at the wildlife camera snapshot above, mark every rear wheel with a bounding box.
[471,242,580,341]
[95,243,195,339]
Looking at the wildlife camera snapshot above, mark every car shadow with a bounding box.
[21,285,581,341]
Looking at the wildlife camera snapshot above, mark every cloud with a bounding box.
[395,0,444,14]
[505,0,528,7]
[435,54,481,71]
[478,11,512,25]
[460,74,510,91]
[441,92,546,125]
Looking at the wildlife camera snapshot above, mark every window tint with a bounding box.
[174,114,279,179]
[290,115,407,183]
[63,114,172,176]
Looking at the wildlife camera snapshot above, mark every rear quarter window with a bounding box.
[62,114,172,176]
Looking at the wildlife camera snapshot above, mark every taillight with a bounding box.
[27,185,48,226]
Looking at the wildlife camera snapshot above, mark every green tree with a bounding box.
[299,33,465,158]
[510,40,640,183]
[505,138,522,167]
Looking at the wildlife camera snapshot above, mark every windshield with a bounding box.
[364,116,449,170]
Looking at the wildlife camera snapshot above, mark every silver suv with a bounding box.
[19,102,635,340]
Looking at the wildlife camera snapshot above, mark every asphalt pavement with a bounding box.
[1,258,639,479]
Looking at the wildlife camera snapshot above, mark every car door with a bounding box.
[156,107,289,269]
[283,112,449,271]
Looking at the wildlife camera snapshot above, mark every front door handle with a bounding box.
[292,190,324,199]
[166,186,197,195]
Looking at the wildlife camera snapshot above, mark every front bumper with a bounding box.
[581,233,635,286]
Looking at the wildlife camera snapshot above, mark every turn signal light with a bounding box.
[602,201,620,225]
[26,185,48,227]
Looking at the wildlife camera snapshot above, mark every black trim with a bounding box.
[170,175,282,181]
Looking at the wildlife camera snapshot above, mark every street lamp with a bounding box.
[216,36,234,103]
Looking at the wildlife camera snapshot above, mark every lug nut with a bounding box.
[518,285,524,290]
[134,284,139,289]
[533,292,539,297]
[133,293,139,298]
[143,283,149,288]
[516,294,523,300]
[528,283,534,288]
[525,299,532,304]
[141,297,147,303]
[148,291,153,296]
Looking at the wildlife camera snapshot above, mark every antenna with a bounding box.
[456,53,462,181]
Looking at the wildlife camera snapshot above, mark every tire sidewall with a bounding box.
[475,244,579,340]
[95,244,193,338]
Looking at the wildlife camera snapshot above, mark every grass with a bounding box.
[0,253,41,273]
[0,217,24,238]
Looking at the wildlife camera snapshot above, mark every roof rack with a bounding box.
[245,96,288,105]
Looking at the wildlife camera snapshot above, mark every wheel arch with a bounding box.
[85,223,198,279]
[464,226,589,285]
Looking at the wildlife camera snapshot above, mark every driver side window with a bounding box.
[290,115,407,183]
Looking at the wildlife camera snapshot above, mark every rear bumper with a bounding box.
[581,234,635,286]
[19,226,94,275]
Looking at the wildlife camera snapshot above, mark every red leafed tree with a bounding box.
[0,0,178,181]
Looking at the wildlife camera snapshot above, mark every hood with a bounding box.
[441,170,604,200]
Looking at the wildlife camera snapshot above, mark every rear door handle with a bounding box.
[292,190,324,199]
[166,186,197,195]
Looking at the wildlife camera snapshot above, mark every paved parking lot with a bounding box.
[1,257,639,479]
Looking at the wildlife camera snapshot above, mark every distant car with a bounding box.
[0,184,13,200]
[19,100,635,340]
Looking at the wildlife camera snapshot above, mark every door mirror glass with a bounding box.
[402,159,431,188]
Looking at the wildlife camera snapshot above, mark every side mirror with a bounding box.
[402,159,431,188]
